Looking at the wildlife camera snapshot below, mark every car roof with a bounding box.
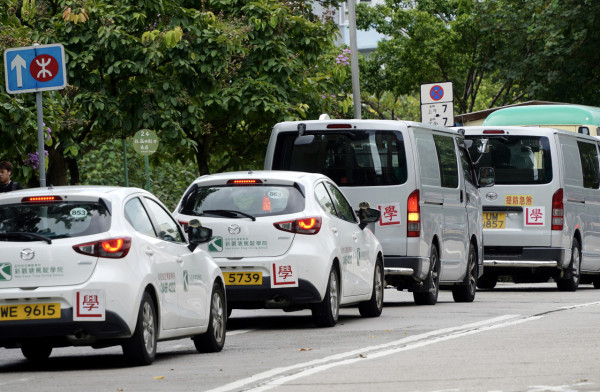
[0,185,153,203]
[190,170,329,186]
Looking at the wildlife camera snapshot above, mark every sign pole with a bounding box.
[144,154,150,191]
[35,91,46,187]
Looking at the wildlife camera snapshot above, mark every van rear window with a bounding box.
[466,136,552,184]
[271,130,408,187]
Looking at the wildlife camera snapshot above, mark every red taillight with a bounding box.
[326,124,352,129]
[262,195,271,211]
[274,217,322,235]
[407,190,420,237]
[73,237,132,258]
[551,188,564,231]
[482,130,506,134]
[227,179,263,185]
[21,196,63,203]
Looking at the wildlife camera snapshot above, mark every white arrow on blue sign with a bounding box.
[4,43,67,94]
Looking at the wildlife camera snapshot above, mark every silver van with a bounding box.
[265,119,493,305]
[462,126,600,290]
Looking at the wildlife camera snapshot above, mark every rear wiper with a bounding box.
[202,209,256,221]
[0,232,52,244]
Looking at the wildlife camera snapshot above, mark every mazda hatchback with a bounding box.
[173,171,384,327]
[0,186,226,365]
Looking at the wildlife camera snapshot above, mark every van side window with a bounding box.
[577,141,600,189]
[433,135,459,188]
[458,146,476,185]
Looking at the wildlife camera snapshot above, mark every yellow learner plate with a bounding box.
[483,212,506,229]
[224,272,263,286]
[0,303,61,321]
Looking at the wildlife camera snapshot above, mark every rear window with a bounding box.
[179,185,305,218]
[271,130,407,186]
[466,135,552,185]
[0,201,111,239]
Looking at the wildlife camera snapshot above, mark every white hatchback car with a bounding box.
[0,186,226,365]
[173,170,384,327]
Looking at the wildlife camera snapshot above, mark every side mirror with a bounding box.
[356,202,380,229]
[478,167,495,188]
[187,219,212,251]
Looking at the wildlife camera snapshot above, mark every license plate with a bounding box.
[0,303,61,321]
[483,212,506,229]
[224,272,263,286]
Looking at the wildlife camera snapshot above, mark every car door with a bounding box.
[142,197,209,328]
[124,196,180,330]
[324,181,373,296]
[432,134,469,281]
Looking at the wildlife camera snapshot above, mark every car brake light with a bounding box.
[22,196,63,203]
[73,237,132,258]
[551,188,564,231]
[326,124,352,129]
[407,190,420,237]
[227,179,263,185]
[482,130,505,134]
[274,217,322,235]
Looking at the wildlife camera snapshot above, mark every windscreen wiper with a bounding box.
[0,232,52,244]
[201,209,256,221]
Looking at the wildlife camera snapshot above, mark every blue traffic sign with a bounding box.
[4,43,67,94]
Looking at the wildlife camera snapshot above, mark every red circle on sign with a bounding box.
[30,54,59,82]
[430,85,444,101]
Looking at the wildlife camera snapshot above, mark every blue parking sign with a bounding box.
[4,43,67,94]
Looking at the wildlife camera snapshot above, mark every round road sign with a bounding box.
[430,85,444,101]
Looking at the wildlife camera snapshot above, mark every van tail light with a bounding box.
[551,188,564,231]
[73,237,132,258]
[274,217,322,235]
[407,190,420,237]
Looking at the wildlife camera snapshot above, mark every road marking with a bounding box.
[205,315,520,392]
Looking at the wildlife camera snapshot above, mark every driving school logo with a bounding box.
[209,237,224,252]
[0,263,12,281]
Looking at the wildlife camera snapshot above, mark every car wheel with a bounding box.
[359,259,384,317]
[193,283,226,353]
[312,267,340,327]
[21,342,52,362]
[452,243,477,303]
[122,291,157,366]
[477,272,497,289]
[413,243,440,305]
[557,238,581,292]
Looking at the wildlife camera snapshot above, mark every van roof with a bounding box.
[457,125,600,142]
[273,119,460,135]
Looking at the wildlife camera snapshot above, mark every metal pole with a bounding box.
[35,91,46,187]
[348,0,361,119]
[122,138,129,186]
[144,154,150,191]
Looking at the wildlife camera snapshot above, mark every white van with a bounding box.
[264,119,493,305]
[462,126,600,290]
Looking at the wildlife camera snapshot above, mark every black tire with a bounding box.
[477,272,497,289]
[452,243,477,303]
[122,291,158,366]
[413,244,440,305]
[193,283,226,353]
[557,238,581,292]
[359,259,384,317]
[21,342,52,362]
[312,267,340,327]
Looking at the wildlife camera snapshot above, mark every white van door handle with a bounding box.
[331,227,338,234]
[145,248,154,256]
[175,256,183,263]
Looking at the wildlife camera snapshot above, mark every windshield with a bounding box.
[466,135,552,185]
[179,185,305,218]
[272,130,407,186]
[0,201,111,239]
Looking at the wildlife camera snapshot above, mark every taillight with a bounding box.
[227,179,263,185]
[407,190,420,237]
[21,196,63,203]
[482,130,505,134]
[262,195,271,212]
[551,188,564,231]
[73,237,132,258]
[274,217,322,235]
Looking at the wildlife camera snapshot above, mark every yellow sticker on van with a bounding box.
[504,195,533,206]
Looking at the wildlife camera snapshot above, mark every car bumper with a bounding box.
[225,277,322,309]
[483,246,568,269]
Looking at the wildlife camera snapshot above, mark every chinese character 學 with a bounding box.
[278,265,293,280]
[529,208,543,222]
[82,295,99,311]
[384,205,398,222]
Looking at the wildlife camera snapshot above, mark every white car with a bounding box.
[173,170,384,327]
[0,186,226,365]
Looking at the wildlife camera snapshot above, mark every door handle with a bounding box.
[332,227,338,234]
[460,190,464,203]
[145,248,154,256]
[176,256,183,263]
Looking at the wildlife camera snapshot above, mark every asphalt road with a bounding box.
[1,282,599,392]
